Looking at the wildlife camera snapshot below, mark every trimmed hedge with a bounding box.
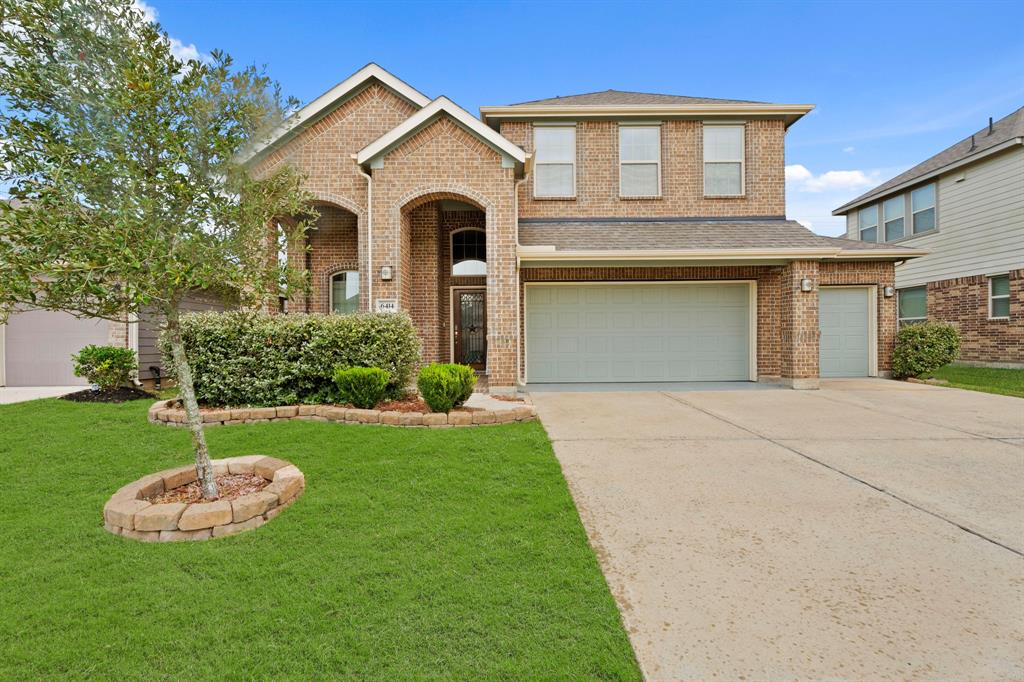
[334,366,390,409]
[72,345,137,390]
[417,363,477,413]
[161,311,421,407]
[891,321,961,379]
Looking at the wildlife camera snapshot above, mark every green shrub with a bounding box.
[160,311,421,407]
[891,321,961,379]
[333,366,390,409]
[417,363,477,413]
[72,345,137,390]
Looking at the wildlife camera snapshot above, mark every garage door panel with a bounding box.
[819,288,870,378]
[526,283,751,383]
[5,310,109,386]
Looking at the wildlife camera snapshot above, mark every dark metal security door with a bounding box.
[453,289,486,370]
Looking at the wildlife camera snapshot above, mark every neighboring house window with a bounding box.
[897,286,927,326]
[619,125,661,197]
[883,195,905,241]
[858,205,878,242]
[911,183,936,234]
[703,124,744,196]
[989,274,1010,319]
[451,228,486,276]
[534,125,575,198]
[330,271,359,314]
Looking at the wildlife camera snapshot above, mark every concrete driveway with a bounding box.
[531,379,1024,681]
[0,386,80,404]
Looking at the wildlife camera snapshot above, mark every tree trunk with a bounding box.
[165,308,219,500]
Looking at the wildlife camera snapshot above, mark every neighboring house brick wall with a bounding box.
[501,119,785,219]
[926,270,1023,365]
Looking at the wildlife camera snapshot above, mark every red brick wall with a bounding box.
[501,119,785,219]
[288,204,359,313]
[926,269,1023,365]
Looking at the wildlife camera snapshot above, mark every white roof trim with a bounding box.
[517,247,927,262]
[240,63,431,164]
[357,96,528,166]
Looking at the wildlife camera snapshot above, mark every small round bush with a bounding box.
[72,345,137,390]
[417,363,477,413]
[891,322,961,379]
[333,366,390,409]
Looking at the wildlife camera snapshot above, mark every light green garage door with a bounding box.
[525,283,751,383]
[819,287,870,377]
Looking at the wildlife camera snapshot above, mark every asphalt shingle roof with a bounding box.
[518,219,913,253]
[836,105,1024,212]
[506,89,766,107]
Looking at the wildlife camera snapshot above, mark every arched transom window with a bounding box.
[451,228,486,276]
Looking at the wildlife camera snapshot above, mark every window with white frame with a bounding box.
[330,271,359,314]
[911,183,936,234]
[533,125,575,198]
[990,274,1010,319]
[858,205,878,242]
[619,125,660,197]
[897,286,927,326]
[703,124,744,196]
[451,228,486,276]
[883,195,905,241]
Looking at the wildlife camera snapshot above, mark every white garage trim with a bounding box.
[0,323,6,386]
[819,285,878,377]
[523,280,758,383]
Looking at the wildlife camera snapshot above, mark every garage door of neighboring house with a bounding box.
[3,310,109,386]
[819,287,873,378]
[525,282,753,383]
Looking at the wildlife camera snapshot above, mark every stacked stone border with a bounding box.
[147,399,537,428]
[103,455,305,542]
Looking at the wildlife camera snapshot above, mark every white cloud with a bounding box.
[785,164,878,193]
[843,146,855,154]
[133,0,158,23]
[132,0,210,64]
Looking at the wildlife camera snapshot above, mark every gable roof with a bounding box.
[356,96,528,169]
[506,89,765,107]
[834,105,1024,215]
[239,63,431,164]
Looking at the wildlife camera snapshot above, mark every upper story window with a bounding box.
[858,205,878,242]
[911,184,936,234]
[533,125,575,198]
[883,195,905,241]
[989,274,1010,319]
[330,271,359,314]
[703,124,745,196]
[451,228,486,276]
[619,125,661,197]
[897,286,927,326]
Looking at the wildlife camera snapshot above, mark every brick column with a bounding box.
[779,260,820,389]
[485,197,518,393]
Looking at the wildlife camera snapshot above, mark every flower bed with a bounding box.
[103,455,304,542]
[147,398,537,428]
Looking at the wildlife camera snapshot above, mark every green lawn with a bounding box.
[0,398,639,680]
[924,364,1024,398]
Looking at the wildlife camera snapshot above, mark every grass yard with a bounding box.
[924,364,1024,398]
[0,398,640,680]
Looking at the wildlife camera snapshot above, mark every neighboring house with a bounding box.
[0,292,227,388]
[833,106,1023,367]
[246,63,923,393]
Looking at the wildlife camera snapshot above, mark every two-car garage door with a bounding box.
[525,283,752,383]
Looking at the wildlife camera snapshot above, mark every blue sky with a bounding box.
[147,0,1024,236]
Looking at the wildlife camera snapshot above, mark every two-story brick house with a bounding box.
[246,64,923,393]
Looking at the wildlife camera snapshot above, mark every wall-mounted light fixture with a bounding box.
[883,285,895,298]
[380,265,393,281]
[800,278,814,292]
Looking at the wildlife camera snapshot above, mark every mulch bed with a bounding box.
[375,396,481,413]
[146,473,269,504]
[61,387,156,403]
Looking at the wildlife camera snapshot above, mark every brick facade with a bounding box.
[924,269,1022,365]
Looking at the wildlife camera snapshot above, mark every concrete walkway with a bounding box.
[531,379,1024,681]
[0,386,80,404]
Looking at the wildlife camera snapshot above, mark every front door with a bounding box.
[453,288,486,370]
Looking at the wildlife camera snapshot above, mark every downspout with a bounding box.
[355,157,373,311]
[513,168,528,388]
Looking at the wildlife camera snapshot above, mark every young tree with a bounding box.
[0,0,313,498]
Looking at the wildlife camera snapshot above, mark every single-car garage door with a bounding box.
[526,282,752,383]
[819,287,871,377]
[3,310,109,386]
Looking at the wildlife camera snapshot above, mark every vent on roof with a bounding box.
[969,134,976,151]
[988,116,994,135]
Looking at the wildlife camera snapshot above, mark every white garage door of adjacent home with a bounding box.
[3,310,109,386]
[526,283,753,383]
[819,287,872,378]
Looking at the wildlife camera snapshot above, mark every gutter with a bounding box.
[355,157,373,311]
[516,246,929,262]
